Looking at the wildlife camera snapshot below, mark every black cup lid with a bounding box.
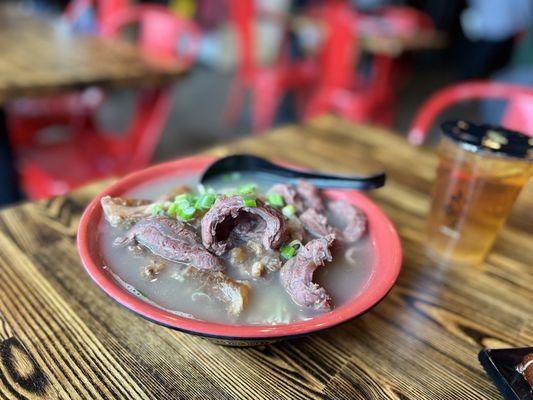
[441,120,533,160]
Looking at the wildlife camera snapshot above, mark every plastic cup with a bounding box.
[426,120,533,266]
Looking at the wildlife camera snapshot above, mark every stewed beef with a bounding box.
[116,216,224,271]
[179,266,250,317]
[328,200,367,242]
[201,195,287,256]
[270,180,325,213]
[299,208,336,238]
[296,180,325,212]
[270,183,305,213]
[280,235,335,311]
[101,196,152,227]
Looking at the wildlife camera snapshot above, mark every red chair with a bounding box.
[303,4,436,125]
[408,81,533,145]
[224,0,306,133]
[365,6,436,125]
[6,0,130,150]
[303,1,381,123]
[16,5,200,200]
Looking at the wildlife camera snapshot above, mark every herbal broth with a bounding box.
[98,173,374,325]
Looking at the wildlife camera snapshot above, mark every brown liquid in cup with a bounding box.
[426,133,532,266]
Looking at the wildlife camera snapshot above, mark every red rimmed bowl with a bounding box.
[77,156,402,346]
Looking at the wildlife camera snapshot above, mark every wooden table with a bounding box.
[0,116,531,399]
[292,15,446,58]
[359,29,446,57]
[0,5,185,205]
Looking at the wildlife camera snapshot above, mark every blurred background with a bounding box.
[1,0,532,206]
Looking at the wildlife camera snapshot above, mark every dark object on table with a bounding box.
[0,110,22,206]
[478,347,533,400]
[201,154,386,190]
[517,353,533,387]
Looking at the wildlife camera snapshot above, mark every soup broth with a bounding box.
[98,173,374,325]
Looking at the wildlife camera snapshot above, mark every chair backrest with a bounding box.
[227,0,291,81]
[227,0,257,81]
[100,5,201,171]
[101,5,201,68]
[315,1,358,89]
[408,81,533,145]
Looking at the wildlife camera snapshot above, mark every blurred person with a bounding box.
[458,0,533,78]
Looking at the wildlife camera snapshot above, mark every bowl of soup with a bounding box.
[77,156,401,345]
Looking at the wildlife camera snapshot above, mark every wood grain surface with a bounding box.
[0,5,185,104]
[292,15,446,57]
[0,116,531,399]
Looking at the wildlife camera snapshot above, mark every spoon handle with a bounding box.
[202,155,386,190]
[269,166,386,190]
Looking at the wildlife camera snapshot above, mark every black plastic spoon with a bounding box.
[200,154,386,190]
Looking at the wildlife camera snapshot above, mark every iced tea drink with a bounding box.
[426,121,532,266]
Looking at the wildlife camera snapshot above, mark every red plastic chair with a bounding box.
[6,0,130,150]
[224,0,307,133]
[408,81,533,145]
[303,4,436,125]
[303,1,382,123]
[16,5,200,200]
[366,6,436,125]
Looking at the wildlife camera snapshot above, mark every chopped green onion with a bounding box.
[282,204,295,218]
[167,202,178,217]
[177,205,196,220]
[266,193,284,208]
[241,195,257,207]
[150,204,165,216]
[280,245,297,260]
[237,183,256,195]
[195,194,216,210]
[174,193,195,203]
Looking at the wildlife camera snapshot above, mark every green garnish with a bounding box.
[282,204,295,218]
[195,194,216,210]
[167,202,179,217]
[174,193,195,203]
[170,193,198,220]
[177,204,196,220]
[241,195,257,207]
[280,245,297,260]
[150,204,165,216]
[237,183,256,195]
[266,193,284,208]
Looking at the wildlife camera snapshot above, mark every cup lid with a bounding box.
[441,120,533,160]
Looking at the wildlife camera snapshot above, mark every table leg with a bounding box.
[0,108,22,206]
